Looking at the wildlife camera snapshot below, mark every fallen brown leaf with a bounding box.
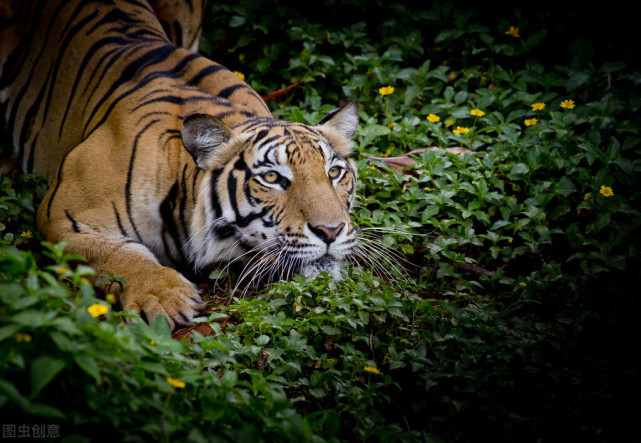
[366,146,473,172]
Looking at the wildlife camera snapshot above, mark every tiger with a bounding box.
[0,0,359,329]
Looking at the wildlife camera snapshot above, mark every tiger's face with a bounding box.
[183,100,359,282]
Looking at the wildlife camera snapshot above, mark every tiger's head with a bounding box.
[182,100,359,283]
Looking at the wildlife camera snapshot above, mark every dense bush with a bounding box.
[2,1,639,441]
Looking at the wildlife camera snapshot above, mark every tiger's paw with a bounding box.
[120,267,206,330]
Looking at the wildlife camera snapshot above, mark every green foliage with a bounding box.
[1,245,329,441]
[0,174,48,249]
[2,1,640,441]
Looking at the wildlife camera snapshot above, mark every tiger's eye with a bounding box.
[263,171,280,183]
[328,166,341,179]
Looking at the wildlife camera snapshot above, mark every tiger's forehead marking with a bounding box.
[245,120,331,169]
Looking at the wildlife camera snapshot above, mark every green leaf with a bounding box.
[0,324,22,342]
[557,177,577,197]
[421,205,440,222]
[454,90,468,104]
[0,282,25,304]
[320,325,341,335]
[309,387,326,398]
[229,16,246,27]
[150,314,172,336]
[434,29,464,43]
[50,317,82,336]
[137,361,168,375]
[31,356,66,396]
[28,402,66,419]
[598,62,627,73]
[11,310,54,327]
[526,29,547,47]
[358,124,391,148]
[49,331,75,352]
[74,354,100,381]
[0,378,30,409]
[509,163,529,179]
[567,72,590,91]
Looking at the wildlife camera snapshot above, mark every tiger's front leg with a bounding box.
[36,134,206,330]
[44,230,205,329]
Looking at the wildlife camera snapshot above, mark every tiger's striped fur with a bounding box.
[149,0,205,53]
[0,0,359,329]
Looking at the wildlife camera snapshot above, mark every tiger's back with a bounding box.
[1,0,268,180]
[0,0,359,329]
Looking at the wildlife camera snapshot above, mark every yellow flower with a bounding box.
[233,71,245,80]
[370,165,376,171]
[364,366,381,374]
[57,267,68,275]
[16,333,32,343]
[378,86,394,96]
[505,26,520,38]
[453,126,469,135]
[20,231,33,239]
[426,114,440,123]
[583,192,592,201]
[105,293,117,304]
[531,102,546,111]
[166,376,186,389]
[470,109,485,117]
[560,99,575,109]
[524,118,538,126]
[519,282,527,287]
[508,238,513,243]
[87,303,109,318]
[149,340,157,346]
[599,185,613,197]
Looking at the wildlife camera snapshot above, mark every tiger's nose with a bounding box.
[308,223,345,244]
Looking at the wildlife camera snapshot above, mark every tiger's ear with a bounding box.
[318,99,359,139]
[181,114,233,169]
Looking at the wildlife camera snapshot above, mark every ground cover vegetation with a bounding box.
[1,1,640,441]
